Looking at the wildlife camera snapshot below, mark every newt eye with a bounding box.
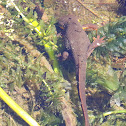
[59,25,64,30]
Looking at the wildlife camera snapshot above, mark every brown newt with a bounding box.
[58,15,105,126]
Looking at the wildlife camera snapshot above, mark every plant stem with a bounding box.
[103,110,126,117]
[0,87,40,126]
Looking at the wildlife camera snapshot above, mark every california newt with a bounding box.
[58,15,105,126]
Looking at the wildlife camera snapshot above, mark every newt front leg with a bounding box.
[87,35,105,58]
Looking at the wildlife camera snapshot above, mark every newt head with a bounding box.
[55,15,76,37]
[58,15,78,27]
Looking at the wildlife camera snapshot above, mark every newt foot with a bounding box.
[87,35,105,58]
[93,35,105,47]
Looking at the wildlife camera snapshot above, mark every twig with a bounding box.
[76,0,100,18]
[60,97,77,126]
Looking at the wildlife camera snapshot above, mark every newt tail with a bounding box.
[79,59,90,126]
